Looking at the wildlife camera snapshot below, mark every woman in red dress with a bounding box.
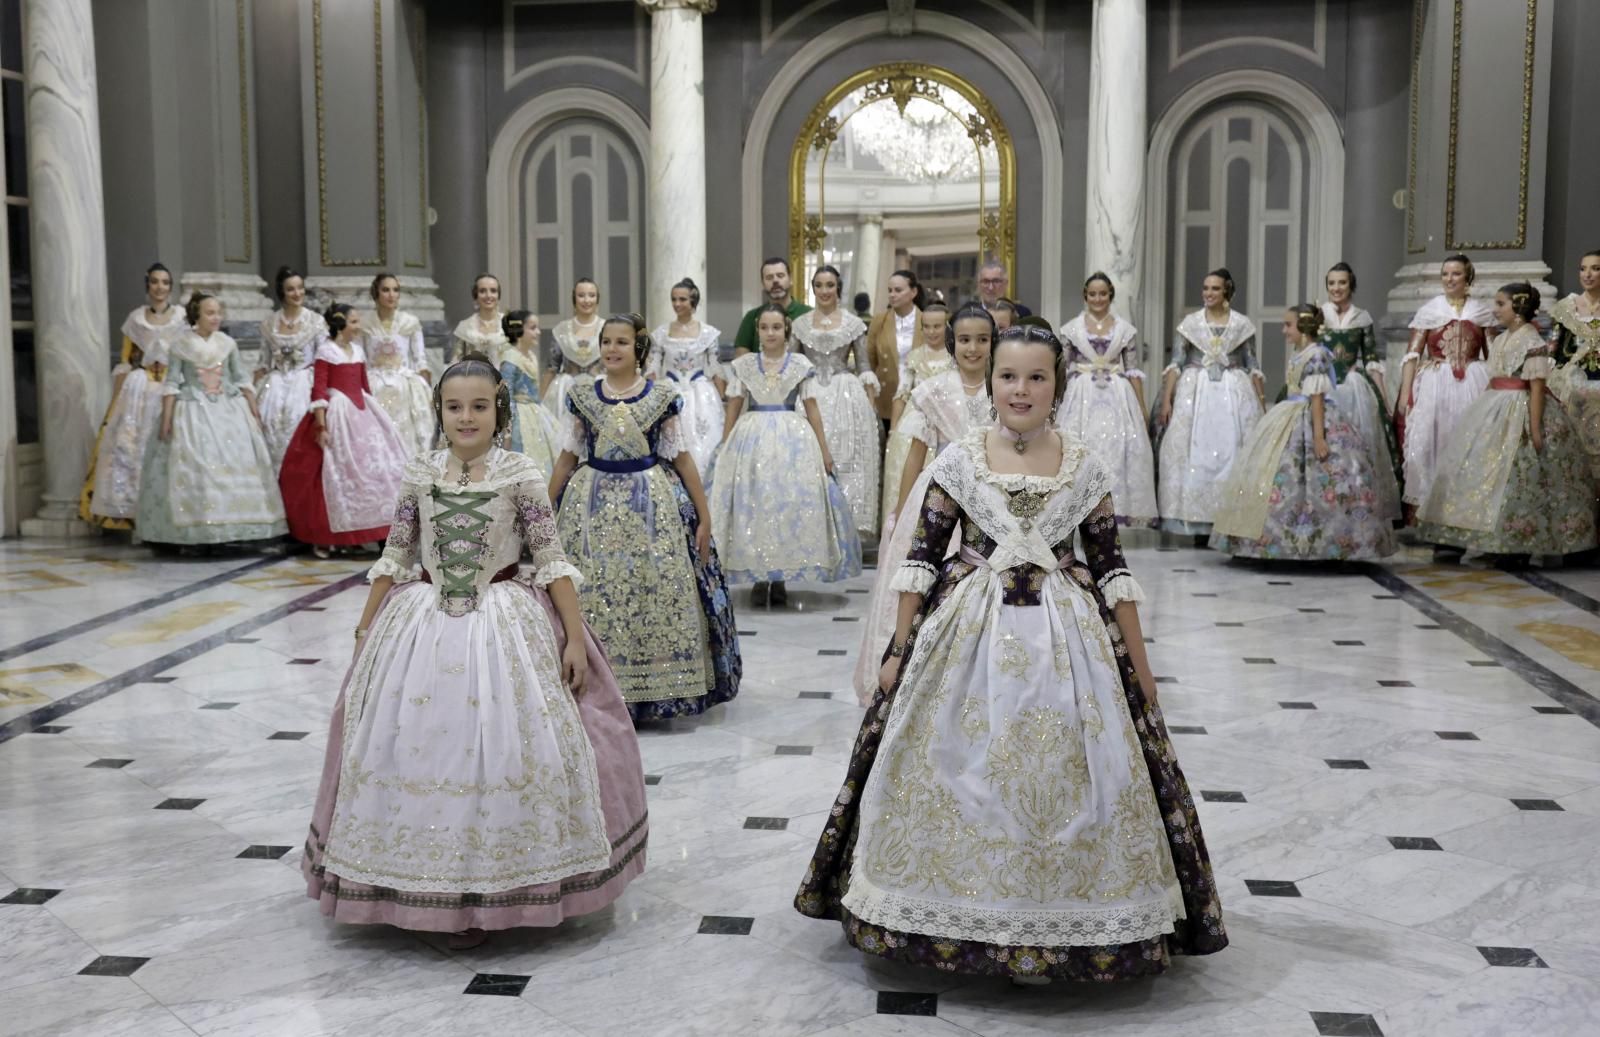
[279,303,411,555]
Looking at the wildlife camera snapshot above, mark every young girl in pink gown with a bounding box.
[304,356,648,948]
[278,303,410,553]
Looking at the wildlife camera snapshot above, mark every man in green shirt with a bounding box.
[733,256,812,355]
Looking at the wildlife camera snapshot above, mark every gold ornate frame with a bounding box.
[788,62,1016,290]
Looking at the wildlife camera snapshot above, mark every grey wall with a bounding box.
[424,0,491,318]
[1339,0,1411,314]
[252,0,305,288]
[1544,0,1600,295]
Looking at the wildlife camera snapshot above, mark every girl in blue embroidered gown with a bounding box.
[1210,305,1396,561]
[548,314,740,721]
[710,304,862,606]
[498,309,563,479]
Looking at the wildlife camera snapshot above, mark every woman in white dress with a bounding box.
[498,310,564,478]
[256,266,326,470]
[791,265,881,537]
[363,272,434,455]
[81,263,187,529]
[543,278,604,423]
[1546,249,1600,492]
[1156,268,1266,538]
[1058,273,1158,527]
[1394,253,1493,520]
[649,277,724,475]
[797,325,1228,981]
[854,302,994,705]
[1319,262,1402,524]
[881,303,956,532]
[138,292,287,548]
[450,273,508,365]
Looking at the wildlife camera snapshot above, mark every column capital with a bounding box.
[637,0,716,13]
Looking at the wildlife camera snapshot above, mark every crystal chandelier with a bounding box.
[849,95,984,185]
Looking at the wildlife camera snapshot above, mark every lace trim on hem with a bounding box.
[531,559,585,590]
[890,563,937,594]
[1098,572,1145,606]
[367,557,416,583]
[841,874,1186,948]
[319,840,615,896]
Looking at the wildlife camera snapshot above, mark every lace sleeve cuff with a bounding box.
[1097,570,1145,606]
[1299,373,1335,397]
[1402,351,1421,364]
[367,555,416,583]
[890,561,938,594]
[860,370,881,393]
[532,557,585,590]
[1124,369,1146,379]
[1365,360,1387,374]
[1160,362,1180,376]
[308,400,329,411]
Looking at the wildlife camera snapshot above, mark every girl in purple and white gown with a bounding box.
[304,356,647,948]
[255,266,327,471]
[1058,273,1158,527]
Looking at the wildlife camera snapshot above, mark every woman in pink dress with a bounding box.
[278,303,410,555]
[303,357,647,948]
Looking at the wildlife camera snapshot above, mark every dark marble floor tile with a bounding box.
[1215,622,1245,627]
[78,956,149,977]
[236,845,292,860]
[845,588,869,594]
[1435,731,1478,741]
[230,637,260,644]
[288,658,320,665]
[1154,676,1178,684]
[1387,836,1442,851]
[1200,790,1246,803]
[1298,608,1326,613]
[463,973,530,996]
[199,702,238,710]
[798,691,833,700]
[145,676,178,683]
[877,992,938,1016]
[743,817,789,831]
[1325,759,1369,770]
[775,745,813,756]
[1,887,62,905]
[1377,680,1413,688]
[1279,701,1316,709]
[1245,879,1301,897]
[1476,946,1548,968]
[1311,1012,1384,1036]
[86,758,133,768]
[1192,592,1219,598]
[817,649,847,656]
[697,915,754,935]
[1168,725,1207,735]
[33,725,69,734]
[1467,660,1501,668]
[1415,624,1443,630]
[644,775,662,786]
[267,731,309,741]
[1267,580,1293,585]
[298,606,328,612]
[1334,640,1365,646]
[1533,706,1574,715]
[1172,568,1196,573]
[1511,799,1563,811]
[1244,658,1275,665]
[831,616,859,623]
[737,630,756,637]
[1371,594,1399,600]
[154,798,205,810]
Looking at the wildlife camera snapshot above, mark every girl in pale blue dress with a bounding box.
[710,303,861,606]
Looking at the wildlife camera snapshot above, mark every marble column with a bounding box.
[640,0,714,330]
[1387,0,1555,337]
[1084,0,1146,322]
[20,0,107,537]
[854,212,883,309]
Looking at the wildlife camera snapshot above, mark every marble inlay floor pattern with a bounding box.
[1,539,1598,1036]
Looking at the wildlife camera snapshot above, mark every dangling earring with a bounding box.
[1048,403,1059,424]
[988,402,997,421]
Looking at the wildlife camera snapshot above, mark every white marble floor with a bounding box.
[2,538,1600,1036]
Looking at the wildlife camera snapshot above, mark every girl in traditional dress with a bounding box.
[1416,283,1597,561]
[853,302,995,705]
[712,303,861,606]
[548,314,740,721]
[797,325,1228,982]
[1058,273,1158,527]
[138,292,287,549]
[362,272,434,455]
[303,357,648,949]
[278,304,410,556]
[1210,305,1396,561]
[1548,249,1600,491]
[649,277,724,475]
[881,303,956,531]
[1157,268,1265,539]
[792,265,881,537]
[989,298,1017,332]
[1394,254,1493,520]
[450,273,508,365]
[543,278,604,423]
[1320,262,1402,523]
[255,266,327,470]
[81,263,185,529]
[498,309,563,479]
